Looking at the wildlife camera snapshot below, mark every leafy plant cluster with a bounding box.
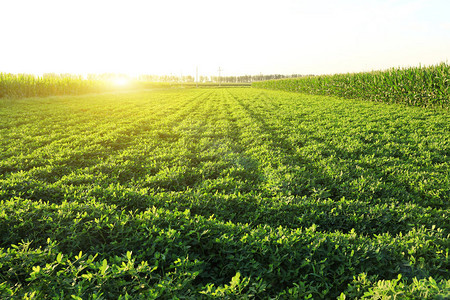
[252,62,450,109]
[1,88,449,298]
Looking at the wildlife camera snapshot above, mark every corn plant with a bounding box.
[0,73,113,98]
[253,62,450,108]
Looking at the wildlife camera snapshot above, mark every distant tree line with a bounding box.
[137,74,308,83]
[211,74,307,83]
[83,73,312,83]
[138,75,196,82]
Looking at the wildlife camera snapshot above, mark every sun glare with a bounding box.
[112,78,129,86]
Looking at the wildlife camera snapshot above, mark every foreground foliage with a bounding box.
[0,88,449,298]
[253,62,450,109]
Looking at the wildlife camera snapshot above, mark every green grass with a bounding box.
[253,62,450,109]
[0,88,449,298]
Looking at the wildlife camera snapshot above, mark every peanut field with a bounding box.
[1,88,449,298]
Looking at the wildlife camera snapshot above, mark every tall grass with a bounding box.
[252,62,450,108]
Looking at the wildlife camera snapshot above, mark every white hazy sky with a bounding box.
[1,0,449,76]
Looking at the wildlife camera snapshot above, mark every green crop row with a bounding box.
[252,62,450,108]
[1,88,449,298]
[1,198,449,299]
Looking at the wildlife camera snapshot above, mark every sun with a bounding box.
[111,78,129,86]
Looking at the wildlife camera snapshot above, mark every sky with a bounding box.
[1,0,449,77]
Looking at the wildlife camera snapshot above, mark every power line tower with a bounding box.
[218,67,223,87]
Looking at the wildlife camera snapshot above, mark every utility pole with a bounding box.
[196,66,198,88]
[218,67,223,87]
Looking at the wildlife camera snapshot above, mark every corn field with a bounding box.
[252,62,450,108]
[0,73,250,99]
[0,73,116,98]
